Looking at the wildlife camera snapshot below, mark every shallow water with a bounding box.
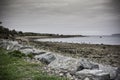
[36,36,120,45]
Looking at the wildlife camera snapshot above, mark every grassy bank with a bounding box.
[0,48,68,80]
[30,41,120,67]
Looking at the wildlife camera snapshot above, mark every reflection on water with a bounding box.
[37,36,120,45]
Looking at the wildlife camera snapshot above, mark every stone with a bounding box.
[66,73,72,79]
[115,74,120,80]
[34,53,56,64]
[33,51,46,55]
[59,73,64,77]
[19,47,34,55]
[48,54,82,72]
[116,67,120,74]
[115,67,120,80]
[79,58,99,70]
[0,40,22,50]
[19,46,33,50]
[84,77,90,80]
[19,47,44,55]
[98,64,118,80]
[76,69,110,80]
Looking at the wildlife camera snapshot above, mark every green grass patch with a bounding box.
[0,48,68,80]
[7,50,26,58]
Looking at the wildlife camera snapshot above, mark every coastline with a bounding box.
[29,39,120,67]
[1,38,120,80]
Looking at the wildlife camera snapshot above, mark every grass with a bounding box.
[0,48,68,80]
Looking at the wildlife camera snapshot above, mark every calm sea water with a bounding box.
[36,36,120,45]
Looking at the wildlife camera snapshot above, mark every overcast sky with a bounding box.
[0,0,120,35]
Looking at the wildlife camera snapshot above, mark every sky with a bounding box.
[0,0,120,35]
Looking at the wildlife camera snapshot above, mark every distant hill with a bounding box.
[0,22,23,39]
[23,32,84,38]
[0,22,84,39]
[0,26,22,39]
[112,34,120,37]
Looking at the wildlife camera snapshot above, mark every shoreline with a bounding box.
[34,36,120,46]
[1,38,120,80]
[29,40,120,67]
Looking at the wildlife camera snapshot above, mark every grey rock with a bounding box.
[33,51,46,55]
[35,53,56,64]
[66,73,72,79]
[59,73,64,77]
[84,77,91,80]
[19,47,43,55]
[98,64,118,80]
[115,74,120,80]
[116,67,120,74]
[115,67,120,80]
[19,47,34,55]
[79,58,99,70]
[0,40,22,50]
[76,69,110,80]
[48,55,81,72]
[19,46,33,50]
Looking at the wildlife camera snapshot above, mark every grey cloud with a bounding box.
[0,0,120,35]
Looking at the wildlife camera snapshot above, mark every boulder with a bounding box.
[48,55,82,72]
[0,40,8,49]
[115,67,120,80]
[115,74,120,80]
[19,47,34,55]
[98,64,118,80]
[79,58,99,69]
[0,40,22,50]
[19,47,45,55]
[76,69,110,80]
[32,49,46,55]
[35,53,56,64]
[0,40,46,55]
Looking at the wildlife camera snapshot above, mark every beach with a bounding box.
[1,37,120,80]
[29,38,120,67]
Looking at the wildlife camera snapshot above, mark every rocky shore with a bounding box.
[30,40,120,67]
[0,39,120,80]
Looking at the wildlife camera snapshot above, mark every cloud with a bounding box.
[0,0,120,35]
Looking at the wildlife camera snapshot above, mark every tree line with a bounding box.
[0,21,83,39]
[0,22,23,39]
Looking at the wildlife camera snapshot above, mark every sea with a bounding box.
[36,36,120,45]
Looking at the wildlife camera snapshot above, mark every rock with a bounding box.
[54,70,59,75]
[19,47,46,55]
[79,58,99,70]
[76,69,110,80]
[115,67,120,80]
[72,75,77,80]
[98,64,118,80]
[59,73,64,77]
[0,40,22,50]
[66,73,72,79]
[0,40,8,49]
[19,46,33,50]
[11,44,23,50]
[35,53,56,64]
[48,55,82,73]
[33,51,46,55]
[117,67,120,74]
[84,77,90,80]
[19,47,34,55]
[115,74,120,80]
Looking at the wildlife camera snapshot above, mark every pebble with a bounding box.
[66,73,72,79]
[59,73,64,77]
